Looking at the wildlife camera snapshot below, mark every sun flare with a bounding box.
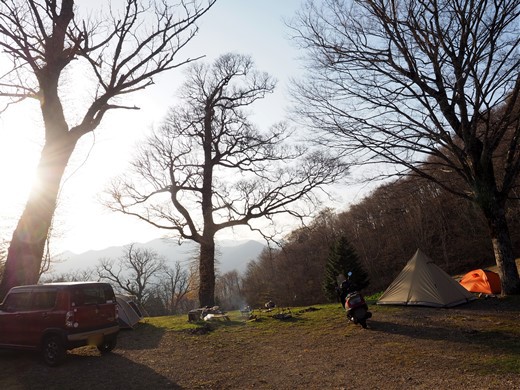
[0,126,40,221]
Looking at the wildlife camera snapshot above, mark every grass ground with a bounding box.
[1,295,519,389]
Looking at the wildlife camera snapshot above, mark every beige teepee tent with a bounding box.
[377,249,476,307]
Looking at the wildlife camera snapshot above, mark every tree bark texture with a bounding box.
[198,239,216,307]
[483,204,520,295]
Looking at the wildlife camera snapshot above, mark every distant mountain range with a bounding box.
[52,238,266,276]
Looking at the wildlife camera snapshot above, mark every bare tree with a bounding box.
[153,261,193,315]
[106,53,348,306]
[0,0,216,299]
[215,270,243,310]
[96,244,165,305]
[40,267,96,283]
[242,248,280,308]
[291,0,520,294]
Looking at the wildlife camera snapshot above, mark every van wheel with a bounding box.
[42,334,66,366]
[97,336,117,354]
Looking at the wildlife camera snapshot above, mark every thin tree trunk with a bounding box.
[0,134,77,299]
[198,238,216,307]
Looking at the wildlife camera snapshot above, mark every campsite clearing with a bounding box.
[0,296,518,389]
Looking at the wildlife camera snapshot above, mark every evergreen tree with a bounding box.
[322,236,369,302]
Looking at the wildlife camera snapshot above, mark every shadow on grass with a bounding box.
[117,322,166,350]
[368,319,520,353]
[457,296,520,313]
[0,349,181,390]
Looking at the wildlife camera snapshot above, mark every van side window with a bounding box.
[4,292,32,312]
[32,291,57,310]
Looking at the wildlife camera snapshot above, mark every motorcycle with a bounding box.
[340,272,372,329]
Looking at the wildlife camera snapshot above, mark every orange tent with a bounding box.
[460,269,501,294]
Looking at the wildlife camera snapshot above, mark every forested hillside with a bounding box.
[242,174,520,307]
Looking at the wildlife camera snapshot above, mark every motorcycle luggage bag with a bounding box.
[346,292,365,309]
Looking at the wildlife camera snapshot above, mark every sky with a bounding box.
[0,0,368,254]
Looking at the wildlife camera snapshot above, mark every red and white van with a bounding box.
[0,282,119,366]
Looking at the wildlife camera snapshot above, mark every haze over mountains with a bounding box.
[52,238,266,276]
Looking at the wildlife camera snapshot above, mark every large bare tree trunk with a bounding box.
[0,133,77,299]
[484,205,520,295]
[0,53,77,299]
[198,238,216,307]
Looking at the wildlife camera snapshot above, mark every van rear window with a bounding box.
[102,285,116,302]
[71,285,109,306]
